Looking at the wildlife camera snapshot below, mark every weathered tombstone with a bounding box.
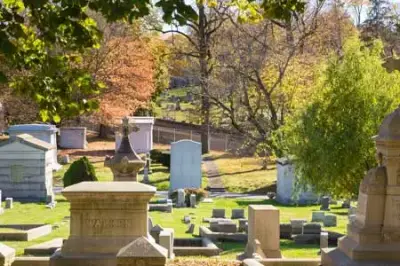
[231,209,245,219]
[5,198,12,209]
[105,117,145,182]
[280,223,292,239]
[320,232,328,250]
[159,229,174,259]
[323,214,337,227]
[0,243,15,266]
[311,211,325,222]
[303,223,321,235]
[241,205,281,259]
[321,111,400,266]
[150,225,164,244]
[186,224,195,234]
[176,189,186,208]
[189,194,196,208]
[0,134,54,202]
[50,181,159,266]
[320,196,330,211]
[116,237,167,266]
[59,127,87,149]
[341,199,351,208]
[170,140,201,191]
[217,221,237,233]
[212,209,225,218]
[60,155,70,165]
[7,124,60,170]
[276,158,318,204]
[290,219,306,235]
[115,116,154,154]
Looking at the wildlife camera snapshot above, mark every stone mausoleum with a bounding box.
[0,134,54,202]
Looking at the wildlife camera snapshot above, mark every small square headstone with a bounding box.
[323,214,337,227]
[183,215,191,224]
[320,232,329,249]
[190,194,196,208]
[311,211,325,222]
[290,219,307,235]
[231,209,245,219]
[5,198,13,209]
[320,196,330,211]
[186,223,195,234]
[176,189,186,208]
[212,209,225,218]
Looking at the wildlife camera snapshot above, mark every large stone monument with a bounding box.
[105,117,145,181]
[170,140,202,191]
[50,181,166,266]
[322,106,400,265]
[0,134,54,202]
[7,124,60,170]
[115,116,154,154]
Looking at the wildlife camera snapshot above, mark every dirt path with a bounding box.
[203,157,225,192]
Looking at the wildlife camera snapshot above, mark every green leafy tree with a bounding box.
[278,37,400,197]
[0,0,196,123]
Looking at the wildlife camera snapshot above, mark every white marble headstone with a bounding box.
[170,140,201,191]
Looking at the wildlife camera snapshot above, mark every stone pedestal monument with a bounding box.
[50,181,167,266]
[105,117,145,181]
[322,106,400,265]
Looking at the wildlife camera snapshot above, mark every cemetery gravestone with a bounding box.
[59,127,87,149]
[0,243,15,266]
[244,205,281,259]
[303,223,321,235]
[159,229,174,259]
[341,199,351,209]
[7,124,60,170]
[323,214,337,227]
[276,158,318,204]
[176,189,186,208]
[186,224,195,234]
[0,134,54,202]
[231,209,245,219]
[320,196,330,211]
[5,198,12,209]
[190,194,196,208]
[115,117,154,153]
[320,232,328,250]
[150,225,165,244]
[50,181,159,266]
[280,224,292,239]
[212,209,225,218]
[170,140,202,191]
[290,219,306,235]
[312,211,325,222]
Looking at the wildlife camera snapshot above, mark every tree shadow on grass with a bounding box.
[149,177,170,185]
[215,241,245,256]
[246,183,277,194]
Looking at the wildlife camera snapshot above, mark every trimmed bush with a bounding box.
[170,188,208,207]
[63,156,98,187]
[150,149,164,163]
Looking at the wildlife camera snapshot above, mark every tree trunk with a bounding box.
[198,3,210,154]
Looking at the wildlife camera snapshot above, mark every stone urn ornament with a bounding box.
[104,116,145,181]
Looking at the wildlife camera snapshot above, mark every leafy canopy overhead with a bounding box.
[278,37,400,197]
[0,0,196,123]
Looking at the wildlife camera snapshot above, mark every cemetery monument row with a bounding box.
[7,124,61,170]
[115,116,154,153]
[322,106,400,265]
[170,140,202,191]
[0,134,54,202]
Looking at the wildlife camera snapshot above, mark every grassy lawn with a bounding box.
[209,153,276,194]
[0,197,348,258]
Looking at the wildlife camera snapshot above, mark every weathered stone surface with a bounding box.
[320,196,330,211]
[303,223,321,235]
[323,214,337,227]
[320,232,328,250]
[212,209,225,218]
[105,117,145,182]
[311,211,325,223]
[5,198,12,209]
[216,222,237,233]
[159,229,174,259]
[176,189,186,208]
[116,236,167,266]
[12,256,49,266]
[173,237,221,257]
[0,243,15,266]
[280,223,292,239]
[170,140,201,191]
[290,219,306,235]
[59,127,87,149]
[185,224,195,234]
[50,181,156,266]
[24,238,63,256]
[231,209,245,219]
[0,224,52,241]
[150,225,164,244]
[243,205,281,259]
[293,234,319,245]
[190,194,196,208]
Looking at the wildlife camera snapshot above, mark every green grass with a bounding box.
[210,154,276,194]
[0,197,348,257]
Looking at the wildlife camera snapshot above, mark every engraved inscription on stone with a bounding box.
[11,164,24,182]
[391,198,400,222]
[85,218,133,230]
